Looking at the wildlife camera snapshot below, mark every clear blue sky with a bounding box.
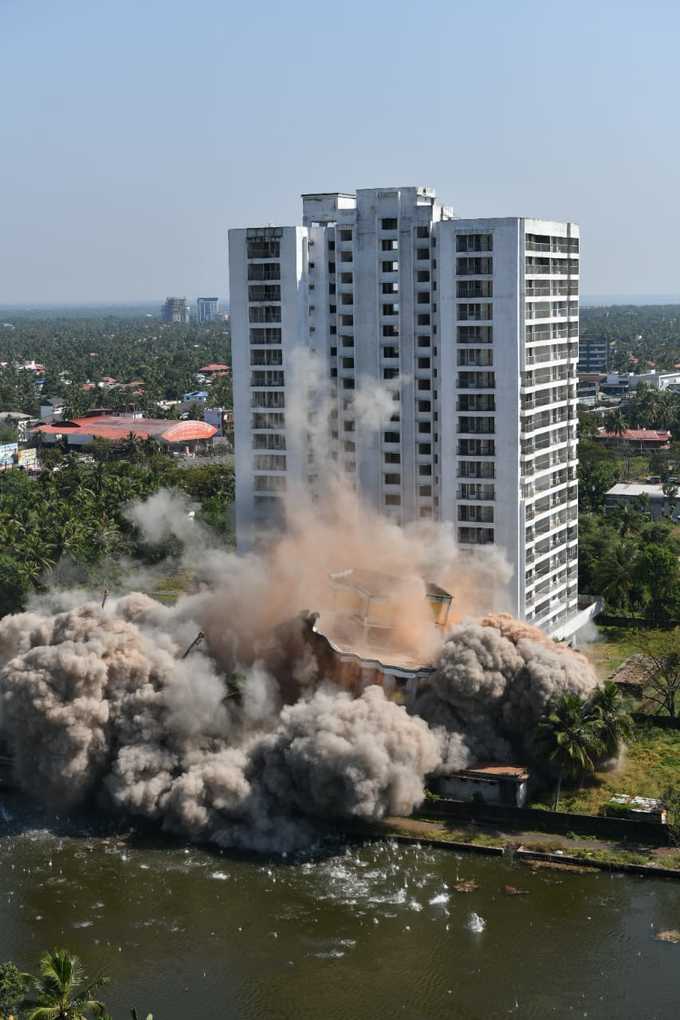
[1,0,678,304]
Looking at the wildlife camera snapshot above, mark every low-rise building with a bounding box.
[605,482,679,520]
[436,764,530,807]
[596,428,671,451]
[32,412,216,451]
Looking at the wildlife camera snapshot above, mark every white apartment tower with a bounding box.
[228,187,580,634]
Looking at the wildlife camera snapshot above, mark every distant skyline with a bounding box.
[2,0,679,304]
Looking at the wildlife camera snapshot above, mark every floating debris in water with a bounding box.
[429,891,450,906]
[466,912,486,933]
[454,880,478,893]
[503,885,529,896]
[656,930,680,943]
[209,871,229,881]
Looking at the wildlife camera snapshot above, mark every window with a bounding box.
[381,217,398,230]
[251,390,285,409]
[383,303,398,315]
[417,292,430,304]
[418,443,431,455]
[416,226,429,238]
[250,327,281,343]
[341,272,353,284]
[344,420,355,432]
[253,433,286,451]
[341,334,354,347]
[384,431,400,443]
[382,260,398,272]
[458,349,493,367]
[251,369,284,387]
[419,485,432,497]
[458,505,494,523]
[330,346,337,357]
[383,345,399,359]
[341,315,353,326]
[382,281,399,294]
[328,261,336,273]
[457,280,493,298]
[328,283,336,295]
[418,400,431,412]
[340,251,352,262]
[456,234,493,252]
[458,416,495,434]
[328,240,335,251]
[417,313,431,326]
[249,284,280,302]
[250,348,283,366]
[457,256,493,275]
[383,367,399,380]
[457,438,495,456]
[254,454,287,471]
[417,270,430,283]
[417,357,431,369]
[341,293,353,305]
[249,306,281,323]
[416,247,429,260]
[417,379,430,391]
[457,303,493,321]
[458,325,493,344]
[342,357,354,369]
[417,336,431,348]
[385,473,401,485]
[418,464,432,477]
[418,421,432,434]
[339,228,352,242]
[458,526,494,544]
[383,324,399,337]
[381,239,398,251]
[385,451,401,464]
[342,378,355,390]
[247,238,280,258]
[385,494,401,506]
[248,263,280,281]
[330,304,337,313]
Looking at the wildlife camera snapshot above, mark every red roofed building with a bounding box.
[32,413,217,449]
[596,427,671,450]
[198,363,230,376]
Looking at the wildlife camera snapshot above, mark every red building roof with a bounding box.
[199,363,230,373]
[598,428,671,443]
[32,415,217,444]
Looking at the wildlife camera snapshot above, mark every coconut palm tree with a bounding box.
[24,949,109,1020]
[536,694,604,809]
[587,681,633,759]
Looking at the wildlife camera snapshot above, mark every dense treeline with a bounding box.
[0,446,234,616]
[0,316,231,420]
[603,382,680,434]
[581,304,680,373]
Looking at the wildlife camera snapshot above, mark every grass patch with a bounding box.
[532,725,680,816]
[580,624,667,680]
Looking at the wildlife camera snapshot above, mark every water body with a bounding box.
[2,801,680,1019]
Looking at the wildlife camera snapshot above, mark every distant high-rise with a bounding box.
[578,334,608,373]
[197,297,220,323]
[161,297,189,323]
[229,186,581,636]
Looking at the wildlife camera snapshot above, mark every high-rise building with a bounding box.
[577,333,608,373]
[197,297,220,323]
[161,297,189,323]
[228,187,581,634]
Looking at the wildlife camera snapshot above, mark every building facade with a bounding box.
[197,297,220,323]
[577,334,608,373]
[161,297,189,323]
[228,187,580,632]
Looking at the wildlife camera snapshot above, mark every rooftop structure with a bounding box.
[597,428,671,449]
[32,414,216,446]
[199,363,230,375]
[605,482,679,520]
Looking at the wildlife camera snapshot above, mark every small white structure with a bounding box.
[604,794,667,824]
[437,764,530,807]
